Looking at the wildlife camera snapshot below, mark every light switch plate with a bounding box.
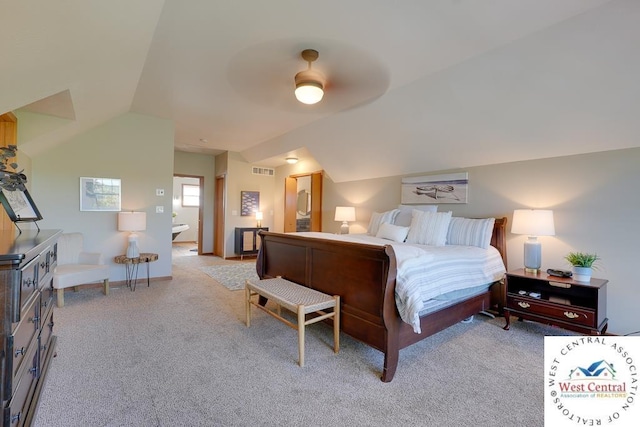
[156,189,165,196]
[156,206,164,213]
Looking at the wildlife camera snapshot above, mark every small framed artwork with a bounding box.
[401,172,468,204]
[241,191,259,216]
[80,177,121,211]
[0,186,43,223]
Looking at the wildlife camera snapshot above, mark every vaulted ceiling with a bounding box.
[2,0,637,182]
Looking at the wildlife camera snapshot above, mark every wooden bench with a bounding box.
[245,277,340,367]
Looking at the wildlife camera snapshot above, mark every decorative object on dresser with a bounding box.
[503,268,608,335]
[0,171,43,233]
[234,227,268,260]
[1,229,61,426]
[564,251,599,282]
[511,209,555,273]
[53,233,110,307]
[256,217,507,382]
[255,211,263,228]
[334,206,355,234]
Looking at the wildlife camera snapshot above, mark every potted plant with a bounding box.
[564,251,599,282]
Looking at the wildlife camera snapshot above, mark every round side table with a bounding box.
[114,253,158,291]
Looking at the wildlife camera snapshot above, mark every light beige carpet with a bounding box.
[33,250,571,426]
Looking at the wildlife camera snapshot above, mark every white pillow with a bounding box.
[367,209,400,235]
[394,204,437,227]
[375,223,410,243]
[406,210,452,246]
[447,217,495,249]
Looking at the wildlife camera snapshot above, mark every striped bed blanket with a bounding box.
[292,233,506,333]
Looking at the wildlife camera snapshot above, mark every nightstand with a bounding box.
[503,268,608,335]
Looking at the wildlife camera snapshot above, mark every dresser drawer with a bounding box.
[13,255,41,323]
[4,344,39,427]
[7,295,40,390]
[507,295,595,327]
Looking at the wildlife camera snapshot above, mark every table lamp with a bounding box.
[511,209,555,273]
[118,211,147,258]
[255,211,263,228]
[334,206,356,234]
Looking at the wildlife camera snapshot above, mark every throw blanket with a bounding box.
[293,233,506,333]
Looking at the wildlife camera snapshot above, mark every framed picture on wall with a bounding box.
[401,172,468,204]
[80,177,121,211]
[241,191,259,216]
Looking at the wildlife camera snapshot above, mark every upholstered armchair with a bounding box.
[53,233,110,307]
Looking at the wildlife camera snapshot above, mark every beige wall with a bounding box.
[28,112,175,282]
[320,148,640,335]
[223,152,277,257]
[173,151,216,252]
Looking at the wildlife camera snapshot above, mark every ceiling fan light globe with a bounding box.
[295,83,324,104]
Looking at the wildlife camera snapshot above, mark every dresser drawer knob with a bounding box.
[518,301,531,309]
[15,347,25,357]
[24,277,34,287]
[11,412,21,424]
[564,311,580,319]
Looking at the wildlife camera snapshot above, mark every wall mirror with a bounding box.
[296,189,311,216]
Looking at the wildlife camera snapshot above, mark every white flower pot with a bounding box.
[572,266,592,282]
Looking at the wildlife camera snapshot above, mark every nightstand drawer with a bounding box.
[507,296,595,327]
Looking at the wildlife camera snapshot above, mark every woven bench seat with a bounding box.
[245,277,340,367]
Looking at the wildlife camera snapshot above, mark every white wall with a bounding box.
[28,112,175,282]
[320,148,640,335]
[223,152,276,257]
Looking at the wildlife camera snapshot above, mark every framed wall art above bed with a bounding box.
[401,172,468,204]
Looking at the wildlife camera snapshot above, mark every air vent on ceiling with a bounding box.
[252,166,275,176]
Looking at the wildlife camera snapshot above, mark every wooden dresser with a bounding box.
[0,230,61,426]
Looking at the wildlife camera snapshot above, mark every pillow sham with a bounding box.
[375,223,410,243]
[367,209,400,235]
[405,210,452,246]
[394,204,437,227]
[446,217,495,249]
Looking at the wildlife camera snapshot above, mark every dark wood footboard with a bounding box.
[256,218,507,382]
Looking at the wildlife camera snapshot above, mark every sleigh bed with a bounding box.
[255,216,507,382]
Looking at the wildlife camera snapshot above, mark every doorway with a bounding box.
[172,175,204,255]
[284,172,323,232]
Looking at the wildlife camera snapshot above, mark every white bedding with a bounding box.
[292,232,506,333]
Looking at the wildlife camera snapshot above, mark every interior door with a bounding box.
[214,175,225,257]
[284,177,297,232]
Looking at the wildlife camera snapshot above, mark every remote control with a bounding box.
[546,268,572,278]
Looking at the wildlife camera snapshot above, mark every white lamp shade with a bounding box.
[118,211,147,232]
[511,209,555,236]
[255,211,263,221]
[334,206,356,222]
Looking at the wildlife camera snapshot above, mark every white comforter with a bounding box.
[293,232,506,333]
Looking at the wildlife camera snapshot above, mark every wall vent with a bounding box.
[252,166,275,176]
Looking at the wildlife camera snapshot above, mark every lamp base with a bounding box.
[523,237,541,273]
[340,221,349,234]
[126,233,140,258]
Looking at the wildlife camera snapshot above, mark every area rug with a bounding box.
[199,262,259,291]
